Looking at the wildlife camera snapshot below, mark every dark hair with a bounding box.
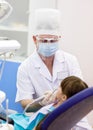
[60,76,88,99]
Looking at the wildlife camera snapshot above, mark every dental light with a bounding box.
[0,0,12,22]
[0,0,20,56]
[0,1,18,129]
[0,0,20,80]
[0,39,21,103]
[0,39,20,130]
[0,39,21,79]
[0,39,21,55]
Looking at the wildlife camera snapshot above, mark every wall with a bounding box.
[57,0,93,86]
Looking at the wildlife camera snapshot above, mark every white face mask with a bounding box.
[37,42,59,57]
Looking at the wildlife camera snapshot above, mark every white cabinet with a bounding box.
[0,0,29,57]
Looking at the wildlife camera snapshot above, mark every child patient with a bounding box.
[9,76,91,130]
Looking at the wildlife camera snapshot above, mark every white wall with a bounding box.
[28,0,93,86]
[57,0,93,86]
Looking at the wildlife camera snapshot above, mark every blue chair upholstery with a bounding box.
[0,60,23,113]
[39,87,93,130]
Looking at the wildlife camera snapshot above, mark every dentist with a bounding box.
[16,8,83,109]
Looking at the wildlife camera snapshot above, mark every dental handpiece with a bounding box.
[23,95,45,113]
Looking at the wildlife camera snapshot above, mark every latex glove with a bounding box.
[39,90,57,106]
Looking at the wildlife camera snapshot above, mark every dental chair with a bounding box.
[36,87,93,130]
[0,60,23,113]
[0,60,93,129]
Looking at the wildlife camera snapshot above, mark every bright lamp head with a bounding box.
[0,39,21,55]
[0,0,12,22]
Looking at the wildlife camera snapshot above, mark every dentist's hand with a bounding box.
[39,90,57,106]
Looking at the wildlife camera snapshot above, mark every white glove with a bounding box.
[39,90,57,106]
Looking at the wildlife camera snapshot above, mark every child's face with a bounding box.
[55,86,67,106]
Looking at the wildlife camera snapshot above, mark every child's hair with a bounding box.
[60,76,88,99]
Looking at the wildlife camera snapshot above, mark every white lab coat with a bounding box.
[16,50,83,102]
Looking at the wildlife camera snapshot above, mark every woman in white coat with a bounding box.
[15,8,83,109]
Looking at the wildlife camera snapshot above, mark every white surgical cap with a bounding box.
[33,8,62,35]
